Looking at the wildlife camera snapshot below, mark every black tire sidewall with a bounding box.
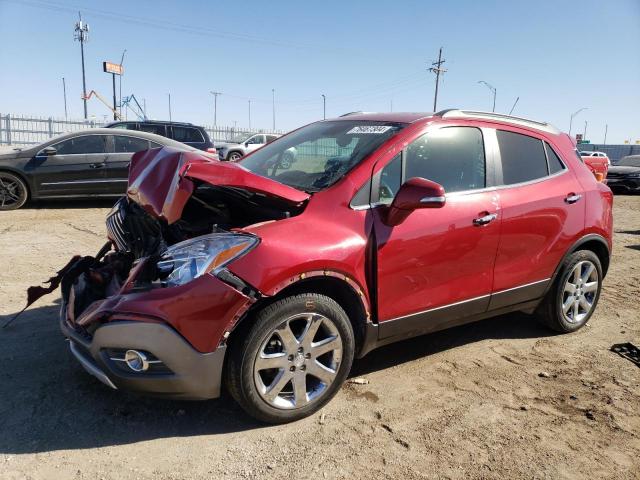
[231,293,355,424]
[228,152,242,162]
[0,172,28,210]
[551,250,603,332]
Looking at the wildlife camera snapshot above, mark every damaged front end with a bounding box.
[53,146,309,398]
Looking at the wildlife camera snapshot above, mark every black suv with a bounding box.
[106,120,214,151]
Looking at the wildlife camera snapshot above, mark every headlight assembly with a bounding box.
[157,233,258,287]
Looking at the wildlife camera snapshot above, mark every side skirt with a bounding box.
[357,279,549,358]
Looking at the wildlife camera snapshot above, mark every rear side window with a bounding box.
[113,135,149,153]
[496,130,547,185]
[139,124,167,136]
[172,126,204,143]
[544,142,565,175]
[405,127,485,193]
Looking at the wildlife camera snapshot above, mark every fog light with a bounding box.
[124,349,149,372]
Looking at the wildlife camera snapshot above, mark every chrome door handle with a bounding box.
[89,162,105,169]
[473,213,498,226]
[565,193,582,204]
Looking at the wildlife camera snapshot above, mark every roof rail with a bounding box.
[436,109,560,134]
[339,111,374,117]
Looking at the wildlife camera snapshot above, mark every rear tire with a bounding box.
[0,171,28,210]
[536,250,602,333]
[226,293,355,424]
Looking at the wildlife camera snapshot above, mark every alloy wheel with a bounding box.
[253,312,343,409]
[0,174,25,208]
[561,260,599,324]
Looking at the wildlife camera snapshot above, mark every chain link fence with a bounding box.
[0,113,283,146]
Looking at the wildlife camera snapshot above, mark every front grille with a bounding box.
[106,199,128,252]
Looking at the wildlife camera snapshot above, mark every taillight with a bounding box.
[594,172,604,182]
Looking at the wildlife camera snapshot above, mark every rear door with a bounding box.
[103,134,158,194]
[31,134,109,196]
[489,128,584,309]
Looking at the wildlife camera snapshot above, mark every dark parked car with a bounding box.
[0,128,203,210]
[58,110,612,423]
[606,155,640,193]
[107,120,214,152]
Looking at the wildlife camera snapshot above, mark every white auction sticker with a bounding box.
[346,125,393,134]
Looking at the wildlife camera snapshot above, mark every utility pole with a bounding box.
[272,88,276,131]
[321,94,326,119]
[604,124,608,145]
[168,93,172,121]
[478,81,497,112]
[210,91,221,129]
[428,47,446,111]
[62,77,68,120]
[74,12,89,119]
[119,49,126,117]
[111,72,117,120]
[569,107,587,136]
[248,99,251,130]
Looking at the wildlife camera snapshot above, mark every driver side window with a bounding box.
[247,135,264,145]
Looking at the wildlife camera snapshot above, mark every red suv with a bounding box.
[60,110,613,423]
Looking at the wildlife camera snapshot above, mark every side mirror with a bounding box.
[244,142,250,147]
[42,146,57,156]
[384,177,445,226]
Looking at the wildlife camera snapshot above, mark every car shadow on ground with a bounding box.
[22,198,118,210]
[0,301,553,454]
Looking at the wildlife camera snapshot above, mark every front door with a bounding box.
[246,134,265,153]
[374,125,502,339]
[29,134,109,197]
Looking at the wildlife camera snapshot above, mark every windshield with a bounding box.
[238,120,405,192]
[229,133,253,143]
[618,156,640,167]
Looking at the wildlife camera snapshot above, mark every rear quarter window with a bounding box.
[172,127,204,143]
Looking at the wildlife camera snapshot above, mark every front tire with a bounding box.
[536,250,603,333]
[227,151,243,162]
[226,293,355,423]
[0,171,28,210]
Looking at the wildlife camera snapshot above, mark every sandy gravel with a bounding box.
[0,196,639,480]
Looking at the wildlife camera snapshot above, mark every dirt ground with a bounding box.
[0,196,639,480]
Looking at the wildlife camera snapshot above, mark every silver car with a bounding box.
[215,133,280,161]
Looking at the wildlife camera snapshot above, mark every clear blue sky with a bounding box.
[1,0,638,143]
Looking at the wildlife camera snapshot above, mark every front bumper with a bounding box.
[61,317,227,400]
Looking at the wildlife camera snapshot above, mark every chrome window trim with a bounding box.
[41,179,128,186]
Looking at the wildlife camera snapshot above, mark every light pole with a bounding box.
[321,94,326,119]
[119,49,126,118]
[168,93,172,122]
[478,81,496,112]
[272,88,276,131]
[210,91,221,130]
[248,99,251,130]
[62,77,68,120]
[604,124,608,145]
[569,107,587,136]
[583,120,588,141]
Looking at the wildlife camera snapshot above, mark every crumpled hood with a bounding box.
[127,147,310,224]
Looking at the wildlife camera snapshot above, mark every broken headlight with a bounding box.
[157,233,258,287]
